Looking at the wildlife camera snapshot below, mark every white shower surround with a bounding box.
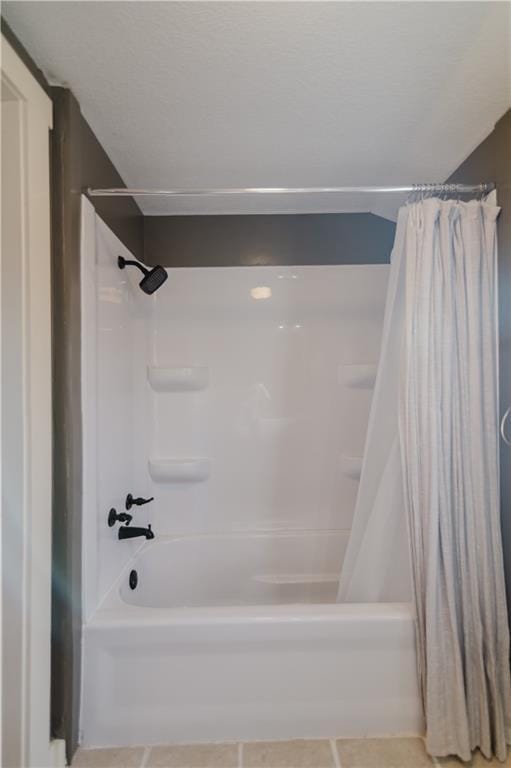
[81,198,152,620]
[80,197,421,746]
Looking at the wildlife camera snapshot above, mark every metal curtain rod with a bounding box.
[87,182,495,198]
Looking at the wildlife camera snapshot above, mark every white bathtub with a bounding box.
[81,533,423,748]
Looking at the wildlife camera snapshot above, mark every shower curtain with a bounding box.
[338,203,412,603]
[339,192,511,761]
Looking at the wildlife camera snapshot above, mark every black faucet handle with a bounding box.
[126,493,154,511]
[108,508,133,527]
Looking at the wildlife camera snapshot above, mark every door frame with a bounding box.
[1,35,65,767]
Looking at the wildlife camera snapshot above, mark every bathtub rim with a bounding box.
[89,600,416,630]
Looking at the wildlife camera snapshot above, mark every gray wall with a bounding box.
[144,212,395,267]
[50,88,83,760]
[448,108,511,616]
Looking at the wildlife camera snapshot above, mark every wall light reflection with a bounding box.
[250,286,272,300]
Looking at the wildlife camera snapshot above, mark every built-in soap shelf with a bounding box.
[339,363,377,389]
[148,458,210,484]
[340,454,363,480]
[147,365,209,392]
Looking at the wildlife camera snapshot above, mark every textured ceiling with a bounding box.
[3,1,510,217]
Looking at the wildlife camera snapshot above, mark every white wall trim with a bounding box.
[1,34,65,767]
[1,38,52,125]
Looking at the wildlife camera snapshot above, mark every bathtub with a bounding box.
[81,532,423,748]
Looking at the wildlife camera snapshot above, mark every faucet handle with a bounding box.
[108,508,133,527]
[126,493,154,510]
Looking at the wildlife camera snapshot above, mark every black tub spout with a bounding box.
[118,524,154,540]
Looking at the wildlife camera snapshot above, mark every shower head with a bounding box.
[117,256,168,295]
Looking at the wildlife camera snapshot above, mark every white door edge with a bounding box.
[1,35,64,767]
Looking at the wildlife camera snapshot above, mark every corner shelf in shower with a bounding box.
[339,363,377,389]
[147,365,209,392]
[148,458,210,483]
[340,454,363,480]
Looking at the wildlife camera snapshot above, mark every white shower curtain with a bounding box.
[339,193,511,761]
[338,203,412,603]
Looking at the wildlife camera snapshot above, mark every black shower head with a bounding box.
[118,256,168,295]
[138,264,168,295]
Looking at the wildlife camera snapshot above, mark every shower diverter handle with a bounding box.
[126,493,154,511]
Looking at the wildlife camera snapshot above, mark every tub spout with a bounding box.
[118,524,154,540]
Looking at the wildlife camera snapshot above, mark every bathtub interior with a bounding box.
[120,530,349,608]
[81,197,390,618]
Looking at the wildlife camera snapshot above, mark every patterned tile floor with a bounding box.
[72,738,511,768]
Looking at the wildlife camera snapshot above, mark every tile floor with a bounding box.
[72,738,511,768]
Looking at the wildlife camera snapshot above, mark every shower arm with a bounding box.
[118,256,149,275]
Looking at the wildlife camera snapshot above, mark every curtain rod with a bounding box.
[87,183,495,198]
